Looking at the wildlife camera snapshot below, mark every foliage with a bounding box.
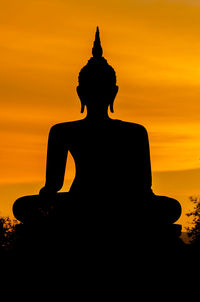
[0,216,19,252]
[186,196,200,245]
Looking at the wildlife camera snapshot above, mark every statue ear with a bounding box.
[81,103,85,113]
[110,103,114,113]
[109,85,118,113]
[77,86,85,113]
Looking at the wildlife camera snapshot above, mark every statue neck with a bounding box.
[85,107,110,121]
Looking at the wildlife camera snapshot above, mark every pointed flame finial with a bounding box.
[92,26,103,58]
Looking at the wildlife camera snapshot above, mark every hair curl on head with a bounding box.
[78,57,116,87]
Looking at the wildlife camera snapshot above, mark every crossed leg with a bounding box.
[13,193,69,223]
[13,192,182,226]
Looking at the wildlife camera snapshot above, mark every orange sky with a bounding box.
[0,0,200,229]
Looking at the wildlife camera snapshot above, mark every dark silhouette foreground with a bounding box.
[12,28,183,256]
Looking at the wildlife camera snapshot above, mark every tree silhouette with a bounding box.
[0,216,20,253]
[186,196,200,246]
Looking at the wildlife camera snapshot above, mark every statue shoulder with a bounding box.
[49,120,84,134]
[116,120,148,134]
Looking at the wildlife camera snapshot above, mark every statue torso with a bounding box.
[53,118,152,196]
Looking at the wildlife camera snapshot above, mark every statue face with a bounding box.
[76,84,118,113]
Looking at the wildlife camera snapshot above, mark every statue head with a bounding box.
[77,27,118,114]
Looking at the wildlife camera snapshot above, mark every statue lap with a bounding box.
[13,192,181,226]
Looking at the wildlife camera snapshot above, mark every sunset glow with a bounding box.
[1,0,200,229]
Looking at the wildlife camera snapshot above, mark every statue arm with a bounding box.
[41,125,68,194]
[142,127,152,193]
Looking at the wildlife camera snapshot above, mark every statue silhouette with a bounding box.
[13,28,182,242]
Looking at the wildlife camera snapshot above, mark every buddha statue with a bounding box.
[12,28,182,237]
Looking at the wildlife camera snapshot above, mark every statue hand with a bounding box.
[39,186,56,196]
[39,187,57,211]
